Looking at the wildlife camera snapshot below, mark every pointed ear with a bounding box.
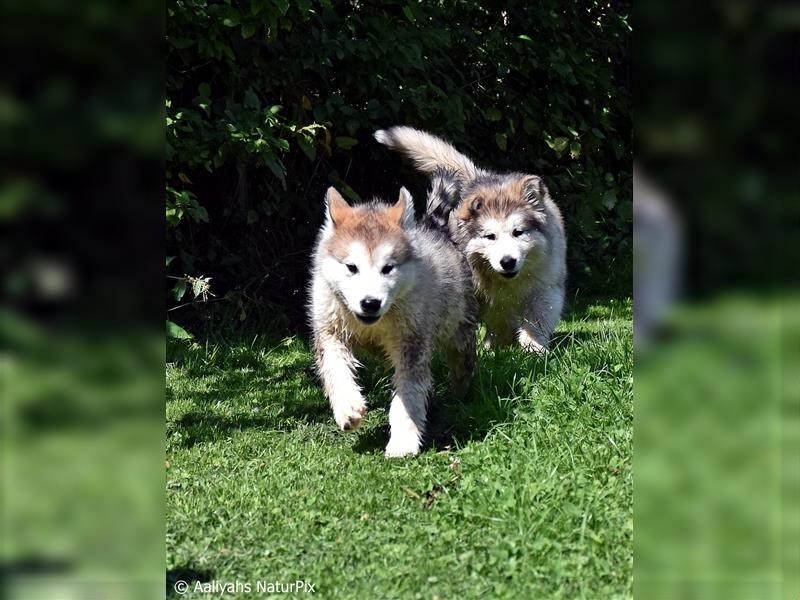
[469,195,483,214]
[325,187,350,228]
[388,187,415,229]
[521,175,545,205]
[456,194,483,221]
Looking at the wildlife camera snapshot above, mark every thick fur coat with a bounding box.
[375,126,567,352]
[308,183,476,457]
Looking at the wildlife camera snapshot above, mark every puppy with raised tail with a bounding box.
[308,180,476,457]
[375,126,567,353]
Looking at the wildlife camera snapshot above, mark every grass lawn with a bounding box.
[166,297,632,599]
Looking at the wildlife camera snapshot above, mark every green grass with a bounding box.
[166,298,632,599]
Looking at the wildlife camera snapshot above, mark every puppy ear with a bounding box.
[389,187,415,229]
[456,195,483,221]
[325,187,350,228]
[469,195,483,214]
[521,175,545,205]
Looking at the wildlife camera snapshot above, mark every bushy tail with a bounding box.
[374,126,485,181]
[421,168,461,232]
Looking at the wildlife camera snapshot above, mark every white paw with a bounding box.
[518,329,549,354]
[384,431,421,458]
[332,395,367,431]
[521,340,548,354]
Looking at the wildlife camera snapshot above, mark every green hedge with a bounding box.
[167,0,631,327]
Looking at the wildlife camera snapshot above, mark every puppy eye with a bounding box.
[346,263,358,274]
[512,229,526,237]
[483,233,496,241]
[381,264,395,275]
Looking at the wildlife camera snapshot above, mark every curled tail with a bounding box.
[374,126,485,182]
[421,168,461,232]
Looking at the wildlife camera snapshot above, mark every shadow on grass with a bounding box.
[429,352,540,450]
[171,401,331,449]
[352,423,391,454]
[349,349,546,455]
[168,296,629,452]
[168,342,331,448]
[166,566,213,597]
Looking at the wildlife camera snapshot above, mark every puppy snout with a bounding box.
[500,256,517,272]
[360,297,382,315]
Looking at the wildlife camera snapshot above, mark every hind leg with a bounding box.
[446,319,475,398]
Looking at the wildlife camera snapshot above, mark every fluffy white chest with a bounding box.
[312,279,408,352]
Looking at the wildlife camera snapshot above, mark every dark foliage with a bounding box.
[167,0,631,332]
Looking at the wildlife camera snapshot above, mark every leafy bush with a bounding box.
[167,0,631,330]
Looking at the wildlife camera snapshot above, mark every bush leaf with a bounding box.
[486,108,502,122]
[335,136,358,150]
[166,320,193,340]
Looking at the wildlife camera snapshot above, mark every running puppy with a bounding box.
[375,126,566,353]
[308,180,476,457]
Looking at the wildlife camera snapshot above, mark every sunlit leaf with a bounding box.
[166,320,192,339]
[173,280,187,301]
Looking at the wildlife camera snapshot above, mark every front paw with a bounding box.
[384,430,421,458]
[332,395,367,431]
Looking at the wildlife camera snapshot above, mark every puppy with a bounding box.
[308,181,476,456]
[376,126,567,352]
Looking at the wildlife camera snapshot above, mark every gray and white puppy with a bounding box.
[308,176,476,457]
[375,126,567,353]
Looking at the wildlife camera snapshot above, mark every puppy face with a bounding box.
[455,175,549,279]
[319,187,418,325]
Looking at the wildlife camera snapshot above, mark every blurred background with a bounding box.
[635,1,799,598]
[1,0,164,598]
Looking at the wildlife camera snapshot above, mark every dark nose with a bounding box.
[500,256,517,271]
[360,297,382,315]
